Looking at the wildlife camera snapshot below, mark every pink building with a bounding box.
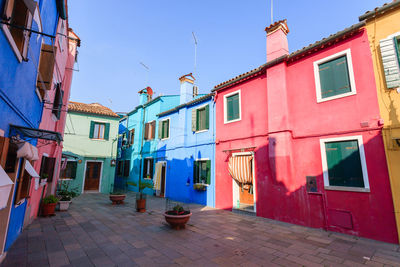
[214,20,398,243]
[25,22,80,224]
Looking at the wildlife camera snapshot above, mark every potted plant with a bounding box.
[164,204,192,230]
[136,180,153,213]
[109,189,126,205]
[57,180,78,211]
[41,195,58,216]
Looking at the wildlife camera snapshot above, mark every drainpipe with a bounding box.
[138,106,146,195]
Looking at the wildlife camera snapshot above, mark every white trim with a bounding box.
[195,157,210,161]
[319,135,370,192]
[157,161,167,197]
[223,90,242,124]
[35,88,43,102]
[160,117,170,140]
[82,160,103,194]
[385,31,400,39]
[1,24,23,63]
[313,49,357,103]
[231,151,256,213]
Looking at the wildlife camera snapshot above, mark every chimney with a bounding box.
[265,19,289,62]
[138,86,153,105]
[179,73,195,105]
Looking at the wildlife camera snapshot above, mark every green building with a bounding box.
[61,102,119,194]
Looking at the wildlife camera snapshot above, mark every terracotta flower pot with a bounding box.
[42,203,57,216]
[109,194,126,205]
[164,212,192,230]
[136,198,146,212]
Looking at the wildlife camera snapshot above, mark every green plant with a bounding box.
[43,195,58,204]
[57,180,79,201]
[166,204,190,215]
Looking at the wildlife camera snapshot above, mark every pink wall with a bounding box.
[26,21,78,221]
[215,29,398,243]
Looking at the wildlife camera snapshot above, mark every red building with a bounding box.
[25,24,80,224]
[214,20,398,243]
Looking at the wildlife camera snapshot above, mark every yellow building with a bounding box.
[360,1,400,243]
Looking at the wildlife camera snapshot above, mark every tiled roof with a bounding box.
[359,0,400,21]
[213,21,365,92]
[265,19,289,34]
[157,93,214,117]
[68,101,119,118]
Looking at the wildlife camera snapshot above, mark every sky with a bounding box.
[67,0,388,113]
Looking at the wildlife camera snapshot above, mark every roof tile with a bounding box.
[68,101,119,118]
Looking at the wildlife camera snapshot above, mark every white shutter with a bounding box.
[380,37,400,89]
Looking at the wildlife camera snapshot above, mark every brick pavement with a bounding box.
[2,193,400,267]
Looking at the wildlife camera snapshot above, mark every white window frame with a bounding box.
[194,104,209,133]
[319,135,370,193]
[224,90,241,124]
[160,118,170,140]
[314,49,357,103]
[92,121,106,140]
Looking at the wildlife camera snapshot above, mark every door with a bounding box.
[84,162,102,191]
[160,164,166,197]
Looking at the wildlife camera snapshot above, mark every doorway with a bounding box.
[160,164,166,197]
[84,161,102,192]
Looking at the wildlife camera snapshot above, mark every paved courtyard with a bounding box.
[2,193,400,267]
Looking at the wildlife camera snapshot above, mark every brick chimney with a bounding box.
[179,73,195,105]
[265,19,289,62]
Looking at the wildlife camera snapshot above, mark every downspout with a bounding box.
[138,106,146,195]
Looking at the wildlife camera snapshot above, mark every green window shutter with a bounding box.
[71,161,77,179]
[206,160,211,185]
[165,120,169,138]
[227,96,233,121]
[193,161,198,183]
[158,121,162,139]
[380,37,400,89]
[191,109,196,131]
[196,109,200,131]
[226,94,239,121]
[89,121,95,138]
[319,56,351,99]
[104,123,110,140]
[325,140,364,188]
[205,105,210,130]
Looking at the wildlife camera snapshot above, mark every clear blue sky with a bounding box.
[68,0,387,113]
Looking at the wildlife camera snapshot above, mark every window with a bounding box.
[1,0,33,62]
[52,84,64,120]
[123,160,130,177]
[192,105,209,132]
[60,161,77,179]
[144,121,155,140]
[143,158,154,179]
[39,155,55,182]
[224,90,241,123]
[314,49,356,102]
[36,43,56,99]
[193,160,211,184]
[158,119,169,139]
[89,121,110,140]
[15,159,32,204]
[320,136,369,192]
[129,129,135,146]
[379,35,400,89]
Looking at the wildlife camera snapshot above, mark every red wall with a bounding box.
[215,29,398,243]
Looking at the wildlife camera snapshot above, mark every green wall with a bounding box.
[63,112,119,194]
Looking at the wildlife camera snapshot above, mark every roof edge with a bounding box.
[359,0,400,21]
[157,93,214,117]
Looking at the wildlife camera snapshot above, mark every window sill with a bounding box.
[160,137,169,141]
[59,178,73,181]
[224,118,241,124]
[324,186,370,193]
[317,91,356,103]
[195,129,208,134]
[91,138,107,141]
[143,178,152,180]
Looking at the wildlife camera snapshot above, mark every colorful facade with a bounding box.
[115,88,180,194]
[360,1,400,242]
[0,0,78,259]
[62,102,119,194]
[156,75,215,206]
[214,19,398,243]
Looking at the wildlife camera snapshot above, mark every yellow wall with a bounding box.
[364,6,400,243]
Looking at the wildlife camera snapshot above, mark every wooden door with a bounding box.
[239,184,254,205]
[84,162,101,191]
[160,165,166,197]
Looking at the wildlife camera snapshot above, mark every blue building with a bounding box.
[0,0,67,259]
[115,87,180,194]
[156,75,216,207]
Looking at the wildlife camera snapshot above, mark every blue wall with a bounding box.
[0,0,59,251]
[115,95,180,194]
[157,96,216,207]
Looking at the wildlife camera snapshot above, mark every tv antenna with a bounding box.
[192,31,197,81]
[139,61,150,85]
[271,0,274,24]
